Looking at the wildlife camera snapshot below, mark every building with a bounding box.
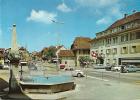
[0,48,5,65]
[55,45,66,59]
[58,50,75,67]
[90,12,140,66]
[41,45,66,62]
[71,37,91,66]
[31,51,42,61]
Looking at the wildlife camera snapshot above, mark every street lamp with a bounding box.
[51,19,64,71]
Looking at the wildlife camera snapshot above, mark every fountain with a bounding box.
[8,24,76,99]
[19,62,75,93]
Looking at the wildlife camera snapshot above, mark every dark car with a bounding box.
[105,65,113,71]
[0,63,4,69]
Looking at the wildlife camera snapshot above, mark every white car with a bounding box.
[111,66,121,71]
[72,70,84,77]
[3,64,9,69]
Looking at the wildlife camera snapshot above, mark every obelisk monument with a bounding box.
[11,24,18,51]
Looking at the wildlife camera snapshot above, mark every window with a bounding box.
[121,34,128,42]
[113,59,117,64]
[131,46,136,53]
[96,50,98,53]
[121,35,124,42]
[106,49,110,54]
[122,47,127,54]
[101,50,103,53]
[113,48,117,54]
[112,37,118,44]
[130,33,136,40]
[107,59,110,63]
[136,32,140,39]
[106,38,111,45]
[121,25,125,30]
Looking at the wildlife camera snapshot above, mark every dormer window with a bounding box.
[121,25,125,30]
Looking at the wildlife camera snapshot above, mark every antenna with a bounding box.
[132,10,136,13]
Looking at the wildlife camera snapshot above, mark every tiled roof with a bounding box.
[0,48,5,51]
[58,50,74,57]
[71,37,91,50]
[107,12,140,30]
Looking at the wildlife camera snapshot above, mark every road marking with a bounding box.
[135,80,140,83]
[87,75,109,82]
[135,81,140,85]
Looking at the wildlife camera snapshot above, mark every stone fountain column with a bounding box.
[8,24,21,93]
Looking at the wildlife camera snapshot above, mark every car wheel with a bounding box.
[115,69,118,72]
[77,73,81,77]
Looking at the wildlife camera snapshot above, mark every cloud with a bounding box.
[27,9,57,24]
[75,0,123,22]
[110,6,123,18]
[96,17,111,25]
[75,0,118,8]
[57,2,72,12]
[75,0,123,25]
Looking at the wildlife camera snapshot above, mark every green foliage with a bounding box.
[44,46,56,60]
[8,51,21,61]
[79,56,94,67]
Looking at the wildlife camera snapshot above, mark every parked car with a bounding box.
[105,65,112,71]
[59,64,65,69]
[64,66,74,71]
[72,70,84,77]
[111,65,122,71]
[0,63,4,69]
[94,64,105,69]
[28,65,37,70]
[3,64,9,69]
[124,65,140,73]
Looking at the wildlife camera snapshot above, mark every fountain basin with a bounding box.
[19,75,76,94]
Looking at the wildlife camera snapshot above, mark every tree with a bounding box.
[79,56,94,67]
[44,46,56,60]
[8,50,21,66]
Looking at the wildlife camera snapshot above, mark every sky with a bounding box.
[0,0,140,52]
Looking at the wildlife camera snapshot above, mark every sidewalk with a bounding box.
[0,70,9,97]
[2,89,75,100]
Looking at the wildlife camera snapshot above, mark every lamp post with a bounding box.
[51,19,64,46]
[51,19,64,71]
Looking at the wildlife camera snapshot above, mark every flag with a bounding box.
[91,51,97,58]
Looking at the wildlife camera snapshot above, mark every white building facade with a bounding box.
[90,12,140,66]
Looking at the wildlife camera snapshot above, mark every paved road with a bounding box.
[67,75,140,100]
[60,68,140,100]
[85,68,140,84]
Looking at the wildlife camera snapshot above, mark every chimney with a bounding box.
[124,13,128,18]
